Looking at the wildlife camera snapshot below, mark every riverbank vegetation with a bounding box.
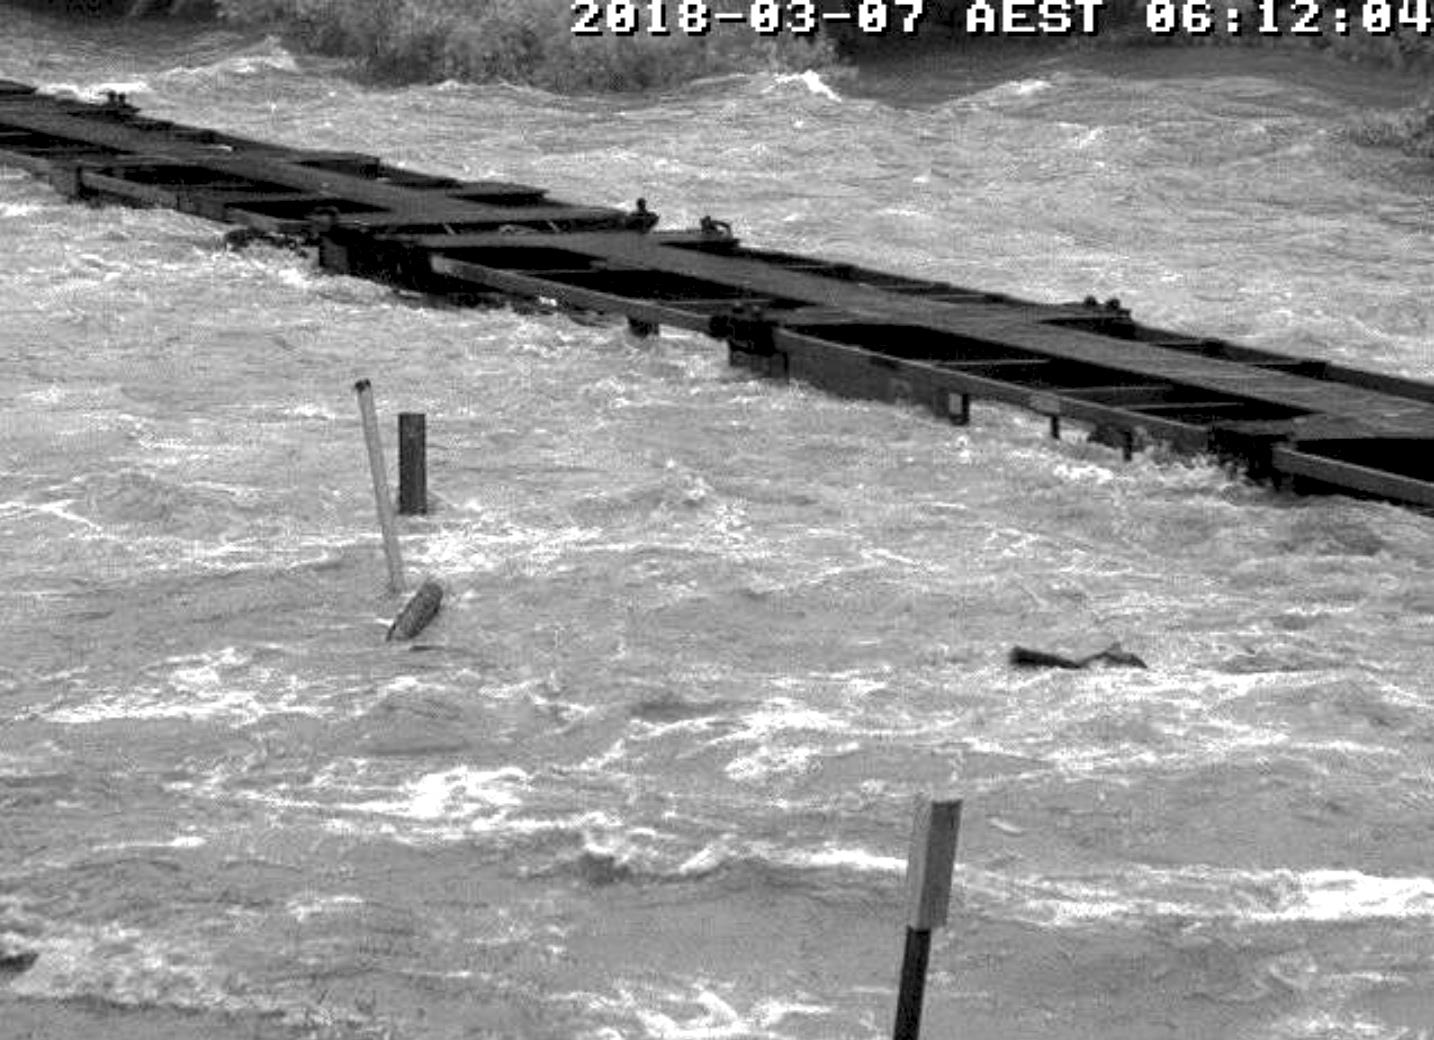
[37,0,1434,148]
[209,0,1434,85]
[203,0,1434,152]
[211,0,838,91]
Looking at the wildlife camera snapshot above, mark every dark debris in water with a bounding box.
[1214,649,1343,674]
[1274,513,1388,558]
[575,850,634,887]
[1010,642,1149,670]
[628,690,745,724]
[0,948,38,974]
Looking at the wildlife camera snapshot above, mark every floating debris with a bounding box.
[0,948,38,973]
[1009,642,1148,670]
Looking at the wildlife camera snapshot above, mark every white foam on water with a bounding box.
[44,647,328,725]
[671,839,903,882]
[710,698,855,782]
[948,666,1408,783]
[1292,869,1434,922]
[793,845,906,875]
[18,386,70,405]
[0,498,104,532]
[168,757,574,845]
[284,402,338,420]
[1267,1010,1428,1040]
[725,740,863,783]
[674,844,728,877]
[723,744,823,783]
[379,765,530,819]
[1051,458,1118,486]
[0,201,46,219]
[69,523,354,576]
[285,893,364,923]
[93,835,207,853]
[9,921,227,1009]
[969,864,1434,927]
[37,81,151,104]
[960,78,1056,112]
[313,763,497,817]
[769,671,893,701]
[45,682,325,725]
[629,715,731,742]
[636,987,750,1039]
[416,519,604,575]
[1009,78,1053,96]
[160,46,300,81]
[575,822,709,881]
[771,71,842,103]
[750,999,836,1030]
[317,765,605,842]
[573,980,840,1040]
[712,698,848,742]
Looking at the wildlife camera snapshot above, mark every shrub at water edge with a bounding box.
[212,0,838,91]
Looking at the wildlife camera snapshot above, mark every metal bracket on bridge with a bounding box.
[710,301,774,353]
[623,197,659,232]
[699,215,734,240]
[1071,294,1135,335]
[47,160,91,200]
[711,302,786,378]
[100,90,138,117]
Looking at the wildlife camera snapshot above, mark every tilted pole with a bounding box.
[354,379,405,593]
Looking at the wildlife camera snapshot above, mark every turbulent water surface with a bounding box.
[2,12,1434,1040]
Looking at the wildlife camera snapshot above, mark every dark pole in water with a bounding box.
[398,412,427,516]
[893,798,962,1040]
[894,928,932,1040]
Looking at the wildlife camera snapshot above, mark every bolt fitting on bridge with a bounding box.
[624,197,659,232]
[699,215,734,240]
[1083,294,1126,314]
[710,301,774,354]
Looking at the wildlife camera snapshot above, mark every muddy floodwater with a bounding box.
[2,14,1434,1040]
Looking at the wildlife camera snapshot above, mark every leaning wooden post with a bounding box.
[893,798,962,1040]
[397,412,427,516]
[354,379,405,593]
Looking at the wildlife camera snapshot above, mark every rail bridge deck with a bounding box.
[3,78,1431,509]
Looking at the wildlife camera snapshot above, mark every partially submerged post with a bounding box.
[398,412,427,516]
[354,379,405,593]
[386,578,443,641]
[894,798,962,1040]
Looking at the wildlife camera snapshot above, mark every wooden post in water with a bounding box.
[354,379,405,593]
[893,798,962,1040]
[398,412,427,516]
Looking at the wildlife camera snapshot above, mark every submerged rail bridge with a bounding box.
[3,79,1432,510]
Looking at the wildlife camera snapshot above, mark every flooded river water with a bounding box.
[2,13,1434,1040]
